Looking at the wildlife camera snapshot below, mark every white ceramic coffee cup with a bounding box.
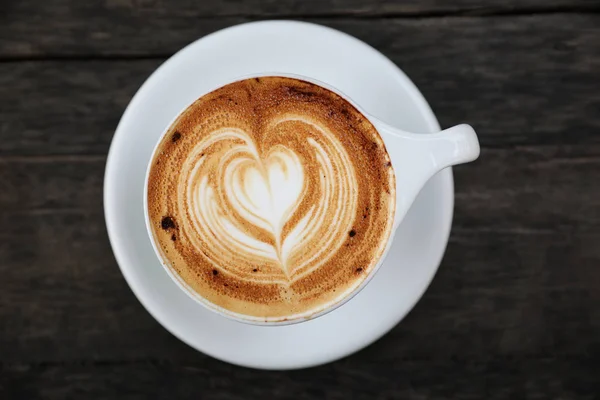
[144,73,480,326]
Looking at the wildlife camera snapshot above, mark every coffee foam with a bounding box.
[147,77,396,320]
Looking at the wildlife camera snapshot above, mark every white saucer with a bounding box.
[104,21,453,370]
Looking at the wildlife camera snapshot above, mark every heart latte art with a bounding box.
[186,121,357,282]
[147,77,396,320]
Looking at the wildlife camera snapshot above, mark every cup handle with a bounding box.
[373,122,480,228]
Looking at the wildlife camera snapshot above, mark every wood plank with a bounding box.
[1,1,597,59]
[0,210,598,362]
[2,11,598,58]
[453,145,600,232]
[0,210,190,364]
[0,156,105,212]
[1,357,598,399]
[0,61,160,156]
[1,15,599,154]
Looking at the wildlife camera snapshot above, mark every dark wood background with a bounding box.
[1,0,599,398]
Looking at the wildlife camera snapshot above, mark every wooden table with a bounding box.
[1,1,599,398]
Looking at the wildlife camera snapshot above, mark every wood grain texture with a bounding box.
[0,7,600,58]
[0,61,152,156]
[453,146,600,231]
[1,15,599,155]
[1,1,599,396]
[1,357,599,399]
[1,0,598,59]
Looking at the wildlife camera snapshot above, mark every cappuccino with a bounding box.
[147,77,395,320]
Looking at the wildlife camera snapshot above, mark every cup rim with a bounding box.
[143,72,399,326]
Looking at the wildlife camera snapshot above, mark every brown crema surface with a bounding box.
[147,77,396,321]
